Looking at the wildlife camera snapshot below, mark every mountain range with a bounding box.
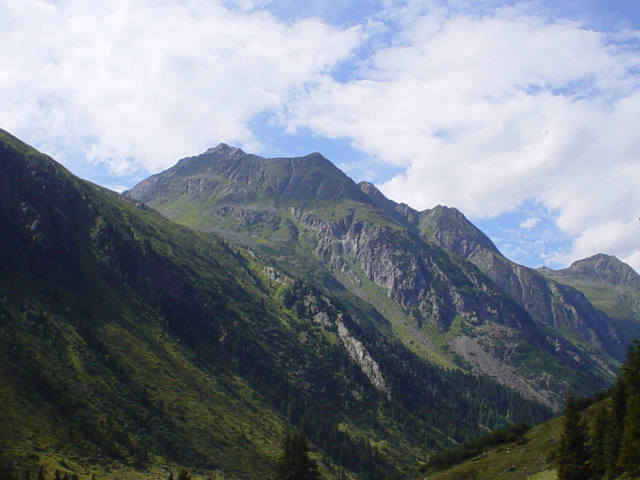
[125,143,631,407]
[1,130,638,480]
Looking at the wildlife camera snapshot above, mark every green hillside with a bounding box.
[422,417,561,480]
[420,340,640,480]
[0,130,554,480]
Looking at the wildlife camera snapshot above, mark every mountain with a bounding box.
[125,145,626,408]
[538,253,640,346]
[0,129,555,480]
[417,205,623,370]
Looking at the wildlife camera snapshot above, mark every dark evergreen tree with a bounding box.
[617,393,640,477]
[274,431,321,480]
[603,377,626,478]
[177,469,191,480]
[0,461,16,480]
[614,341,640,477]
[556,392,592,480]
[588,401,608,479]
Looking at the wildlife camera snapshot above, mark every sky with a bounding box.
[2,0,640,272]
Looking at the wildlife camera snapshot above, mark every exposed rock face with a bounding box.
[125,144,627,406]
[337,316,390,397]
[289,205,534,333]
[418,205,624,368]
[291,284,390,395]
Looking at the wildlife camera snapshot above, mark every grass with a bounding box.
[423,416,561,480]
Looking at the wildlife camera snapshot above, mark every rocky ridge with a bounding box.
[124,145,630,407]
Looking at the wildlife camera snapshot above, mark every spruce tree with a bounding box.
[588,401,608,479]
[556,392,591,480]
[615,340,640,478]
[604,378,626,478]
[617,393,640,477]
[274,431,321,480]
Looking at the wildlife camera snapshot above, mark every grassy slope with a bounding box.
[422,417,561,480]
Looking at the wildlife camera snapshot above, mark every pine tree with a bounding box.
[556,392,592,480]
[588,401,608,479]
[613,340,640,478]
[617,393,640,477]
[274,431,321,480]
[603,378,626,478]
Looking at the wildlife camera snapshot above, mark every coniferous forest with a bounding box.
[557,341,640,480]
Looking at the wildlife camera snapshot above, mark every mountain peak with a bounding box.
[566,253,640,288]
[418,204,501,257]
[126,145,371,208]
[568,253,615,269]
[204,143,246,157]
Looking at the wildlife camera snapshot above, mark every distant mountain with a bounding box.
[0,130,554,480]
[538,254,640,346]
[126,144,627,409]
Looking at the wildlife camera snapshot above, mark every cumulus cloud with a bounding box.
[2,0,640,272]
[286,4,640,270]
[0,0,360,174]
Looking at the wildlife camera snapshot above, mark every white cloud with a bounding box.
[286,4,640,271]
[520,217,540,229]
[0,0,361,174]
[2,0,640,273]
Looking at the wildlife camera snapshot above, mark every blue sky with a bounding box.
[2,0,640,271]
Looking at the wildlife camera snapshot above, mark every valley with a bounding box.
[1,129,638,480]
